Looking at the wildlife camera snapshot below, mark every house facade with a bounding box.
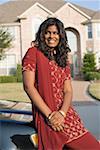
[0,0,100,78]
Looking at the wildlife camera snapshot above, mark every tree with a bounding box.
[82,52,100,80]
[82,52,96,74]
[0,27,13,60]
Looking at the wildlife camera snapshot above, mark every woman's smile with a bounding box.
[44,25,60,48]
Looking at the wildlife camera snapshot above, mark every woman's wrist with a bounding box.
[44,108,52,118]
[47,112,52,120]
[46,112,52,125]
[59,110,66,118]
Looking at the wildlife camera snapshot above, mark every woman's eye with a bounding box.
[53,32,59,35]
[45,31,50,35]
[45,31,59,35]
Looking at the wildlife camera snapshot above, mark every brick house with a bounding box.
[0,0,100,78]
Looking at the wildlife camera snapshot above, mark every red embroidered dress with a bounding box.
[22,47,88,149]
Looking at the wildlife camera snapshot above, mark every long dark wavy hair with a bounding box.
[36,17,71,68]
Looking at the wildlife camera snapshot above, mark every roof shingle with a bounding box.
[91,11,100,20]
[0,0,99,24]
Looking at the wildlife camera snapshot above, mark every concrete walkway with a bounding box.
[72,80,95,102]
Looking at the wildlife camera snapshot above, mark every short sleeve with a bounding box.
[22,47,37,72]
[65,62,71,80]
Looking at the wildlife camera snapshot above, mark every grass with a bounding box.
[0,82,100,103]
[88,82,100,101]
[0,83,30,102]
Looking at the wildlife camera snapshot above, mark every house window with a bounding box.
[66,31,77,53]
[0,54,16,75]
[1,26,15,40]
[7,27,15,37]
[32,17,43,40]
[96,23,100,38]
[8,27,15,39]
[87,23,92,39]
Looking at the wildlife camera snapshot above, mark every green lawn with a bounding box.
[88,82,100,101]
[0,82,100,102]
[0,83,30,102]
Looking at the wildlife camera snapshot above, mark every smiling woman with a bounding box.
[22,17,100,150]
[44,25,60,48]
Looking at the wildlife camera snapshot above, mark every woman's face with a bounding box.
[44,25,60,48]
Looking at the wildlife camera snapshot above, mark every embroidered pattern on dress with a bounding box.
[63,107,88,143]
[49,61,88,143]
[22,62,36,72]
[49,61,71,109]
[49,61,65,109]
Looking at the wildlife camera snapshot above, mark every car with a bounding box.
[0,101,100,150]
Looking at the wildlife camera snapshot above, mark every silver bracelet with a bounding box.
[47,112,52,120]
[59,110,66,118]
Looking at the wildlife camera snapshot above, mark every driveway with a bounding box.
[72,80,95,101]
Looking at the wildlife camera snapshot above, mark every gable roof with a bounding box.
[0,0,65,23]
[0,1,34,23]
[0,0,99,24]
[38,0,66,13]
[72,3,95,17]
[91,11,100,20]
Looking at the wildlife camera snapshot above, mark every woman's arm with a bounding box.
[49,79,73,128]
[23,70,52,118]
[60,79,73,113]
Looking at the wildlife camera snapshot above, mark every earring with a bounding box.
[54,50,56,55]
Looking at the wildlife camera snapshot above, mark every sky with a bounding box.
[0,0,100,10]
[67,0,100,10]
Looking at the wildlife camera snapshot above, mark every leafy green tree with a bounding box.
[0,27,13,60]
[82,52,96,74]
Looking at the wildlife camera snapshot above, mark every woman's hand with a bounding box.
[47,111,65,131]
[50,111,65,126]
[51,124,64,131]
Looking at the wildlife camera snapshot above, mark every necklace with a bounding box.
[50,49,56,60]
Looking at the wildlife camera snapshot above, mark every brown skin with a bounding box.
[44,25,60,48]
[49,80,73,131]
[23,25,73,131]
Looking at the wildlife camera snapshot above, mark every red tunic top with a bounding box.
[48,61,87,143]
[22,47,88,149]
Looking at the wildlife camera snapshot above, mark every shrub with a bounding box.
[0,76,17,83]
[0,64,22,83]
[84,72,100,81]
[82,52,96,74]
[16,64,22,82]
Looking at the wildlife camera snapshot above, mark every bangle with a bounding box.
[59,110,66,118]
[47,112,52,120]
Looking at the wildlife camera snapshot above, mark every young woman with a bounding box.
[22,18,100,150]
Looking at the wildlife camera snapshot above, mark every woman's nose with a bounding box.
[49,32,54,38]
